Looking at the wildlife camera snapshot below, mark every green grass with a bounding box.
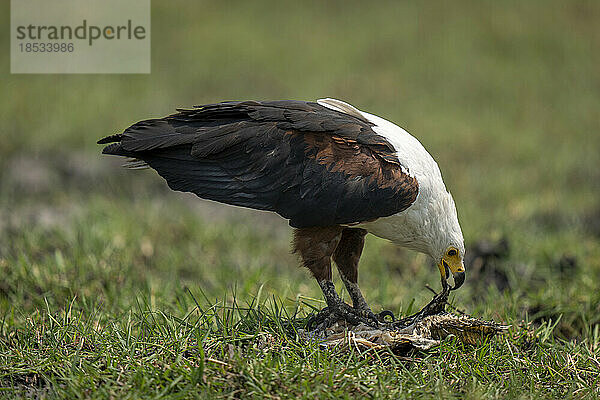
[1,0,600,398]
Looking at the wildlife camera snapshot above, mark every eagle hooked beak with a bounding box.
[438,252,465,291]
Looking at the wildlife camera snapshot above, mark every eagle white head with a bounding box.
[422,189,466,290]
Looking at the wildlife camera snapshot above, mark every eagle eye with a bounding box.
[447,249,458,257]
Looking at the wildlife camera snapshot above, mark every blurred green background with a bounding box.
[1,0,599,345]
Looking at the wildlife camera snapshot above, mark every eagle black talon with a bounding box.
[306,306,332,331]
[376,310,396,323]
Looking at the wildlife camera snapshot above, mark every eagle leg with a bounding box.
[293,227,389,332]
[333,228,370,310]
[333,228,396,323]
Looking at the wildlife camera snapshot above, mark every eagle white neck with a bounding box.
[356,111,464,260]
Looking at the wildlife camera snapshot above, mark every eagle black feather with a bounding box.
[99,100,418,228]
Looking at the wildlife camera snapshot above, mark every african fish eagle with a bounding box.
[98,98,465,329]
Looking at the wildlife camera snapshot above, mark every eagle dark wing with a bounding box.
[98,100,418,228]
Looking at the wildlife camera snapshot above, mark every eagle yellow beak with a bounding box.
[438,254,465,290]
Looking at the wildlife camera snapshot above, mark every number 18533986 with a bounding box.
[19,42,74,52]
